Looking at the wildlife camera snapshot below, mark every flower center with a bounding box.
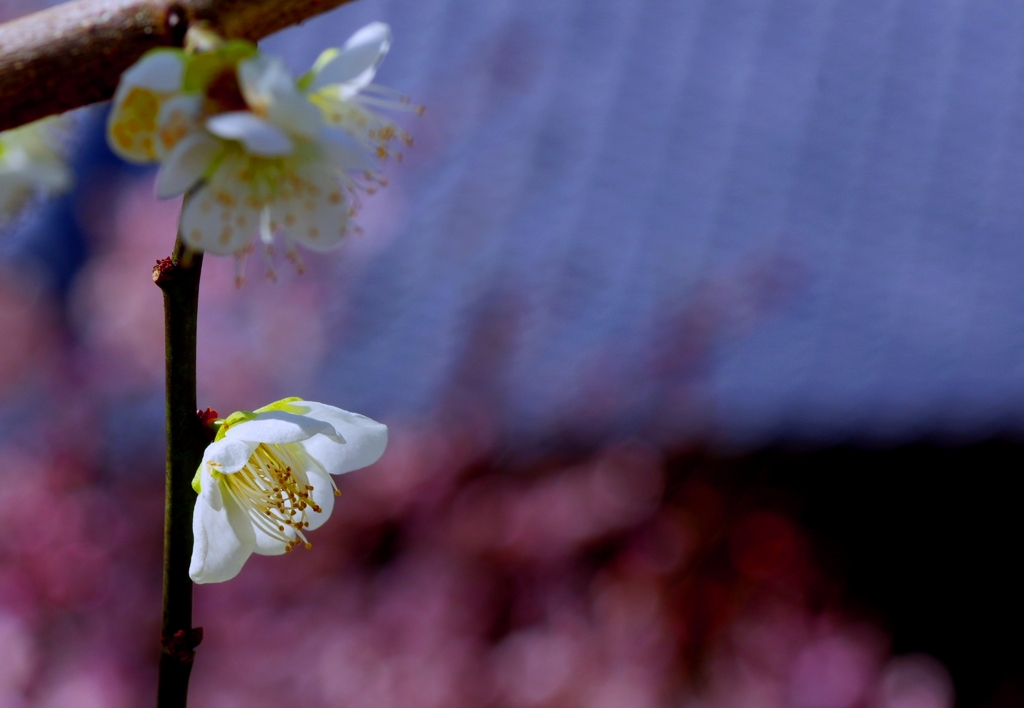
[204,69,250,117]
[220,443,330,552]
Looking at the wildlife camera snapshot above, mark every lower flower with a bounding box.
[190,397,387,584]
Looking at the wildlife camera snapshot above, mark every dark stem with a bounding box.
[154,231,205,708]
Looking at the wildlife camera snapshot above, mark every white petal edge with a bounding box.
[294,402,388,476]
[302,464,336,531]
[116,50,185,96]
[201,437,258,474]
[155,132,222,198]
[223,410,336,445]
[206,112,293,157]
[310,22,392,95]
[266,91,324,140]
[190,465,257,583]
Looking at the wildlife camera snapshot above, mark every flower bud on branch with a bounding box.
[0,0,358,132]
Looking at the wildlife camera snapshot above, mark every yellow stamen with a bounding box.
[218,442,336,552]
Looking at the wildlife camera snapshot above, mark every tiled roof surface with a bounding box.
[265,0,1024,446]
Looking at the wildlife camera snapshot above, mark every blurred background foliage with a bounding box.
[2,0,1023,706]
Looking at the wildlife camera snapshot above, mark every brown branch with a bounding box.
[154,224,204,708]
[0,0,358,133]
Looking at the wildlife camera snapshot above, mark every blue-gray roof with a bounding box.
[254,0,1024,446]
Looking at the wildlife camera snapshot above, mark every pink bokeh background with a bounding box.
[0,176,956,704]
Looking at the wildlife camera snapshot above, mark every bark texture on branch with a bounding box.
[154,225,204,708]
[0,0,356,133]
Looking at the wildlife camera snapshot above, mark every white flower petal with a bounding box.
[179,154,261,255]
[295,402,388,476]
[311,22,392,95]
[155,93,204,155]
[303,464,336,531]
[224,410,335,444]
[238,55,295,107]
[201,437,258,474]
[206,112,293,156]
[269,166,352,252]
[119,50,185,94]
[190,467,257,584]
[155,132,222,198]
[107,51,186,163]
[266,91,324,139]
[252,525,292,556]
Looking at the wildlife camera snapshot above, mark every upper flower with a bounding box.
[106,23,419,267]
[190,397,387,584]
[0,117,73,225]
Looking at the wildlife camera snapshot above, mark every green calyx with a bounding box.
[297,48,337,91]
[214,409,255,441]
[296,70,316,92]
[255,396,305,414]
[182,40,258,93]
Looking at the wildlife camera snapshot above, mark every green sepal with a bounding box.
[182,40,258,93]
[255,396,306,415]
[214,409,258,441]
[311,48,340,75]
[192,467,202,494]
[296,71,315,92]
[297,47,340,91]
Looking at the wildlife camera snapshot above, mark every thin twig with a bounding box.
[153,229,204,708]
[0,0,358,132]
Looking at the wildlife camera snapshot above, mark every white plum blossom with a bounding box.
[0,117,72,225]
[107,48,189,163]
[190,398,387,584]
[106,23,420,274]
